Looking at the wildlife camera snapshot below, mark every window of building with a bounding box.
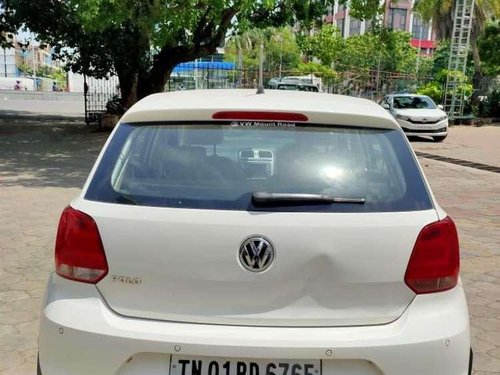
[349,18,361,36]
[388,8,407,31]
[411,14,430,39]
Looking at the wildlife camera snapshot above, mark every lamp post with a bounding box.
[415,13,423,76]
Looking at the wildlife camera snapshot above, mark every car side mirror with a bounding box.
[382,103,390,110]
[437,104,444,110]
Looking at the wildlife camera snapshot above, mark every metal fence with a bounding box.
[84,67,433,124]
[332,69,434,102]
[84,75,120,124]
[166,67,433,99]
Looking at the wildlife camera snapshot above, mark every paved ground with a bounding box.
[0,121,499,374]
[410,126,500,167]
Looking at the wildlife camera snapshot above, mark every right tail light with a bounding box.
[404,217,460,294]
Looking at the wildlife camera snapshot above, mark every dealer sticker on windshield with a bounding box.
[170,356,321,375]
[230,121,296,128]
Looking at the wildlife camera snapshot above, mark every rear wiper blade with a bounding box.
[116,194,140,205]
[252,192,365,205]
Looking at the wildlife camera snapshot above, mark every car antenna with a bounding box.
[256,42,265,94]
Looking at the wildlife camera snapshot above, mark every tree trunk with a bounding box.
[119,72,138,110]
[137,65,175,100]
[119,6,238,105]
[470,38,483,104]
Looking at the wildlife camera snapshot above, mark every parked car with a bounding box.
[268,77,320,92]
[38,89,471,375]
[380,94,449,142]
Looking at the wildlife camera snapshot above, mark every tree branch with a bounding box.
[145,5,238,91]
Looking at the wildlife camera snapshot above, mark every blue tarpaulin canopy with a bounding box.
[172,61,235,73]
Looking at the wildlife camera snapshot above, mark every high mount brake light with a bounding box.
[404,217,460,294]
[212,111,308,122]
[55,206,108,284]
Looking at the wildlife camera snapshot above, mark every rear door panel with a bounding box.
[78,200,437,327]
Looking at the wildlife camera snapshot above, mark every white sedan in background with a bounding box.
[380,94,449,142]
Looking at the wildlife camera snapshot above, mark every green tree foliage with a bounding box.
[477,89,500,117]
[338,0,383,24]
[414,0,499,94]
[416,56,434,78]
[337,32,380,70]
[429,40,474,78]
[293,62,339,87]
[478,21,500,77]
[17,63,67,87]
[0,1,15,47]
[300,25,420,76]
[417,69,473,106]
[225,27,300,72]
[379,30,418,73]
[297,24,344,67]
[416,81,443,103]
[4,0,330,106]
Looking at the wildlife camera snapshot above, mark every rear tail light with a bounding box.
[55,206,108,284]
[404,217,460,294]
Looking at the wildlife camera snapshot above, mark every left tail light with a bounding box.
[55,206,108,283]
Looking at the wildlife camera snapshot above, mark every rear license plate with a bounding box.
[170,356,321,375]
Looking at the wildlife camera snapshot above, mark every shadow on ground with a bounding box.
[407,135,436,143]
[0,118,109,188]
[0,109,85,121]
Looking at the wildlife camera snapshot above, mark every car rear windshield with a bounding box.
[85,122,432,212]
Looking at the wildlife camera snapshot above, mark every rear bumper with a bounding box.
[39,274,470,375]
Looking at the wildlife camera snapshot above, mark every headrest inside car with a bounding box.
[184,128,224,145]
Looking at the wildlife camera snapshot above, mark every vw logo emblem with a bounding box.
[239,236,275,272]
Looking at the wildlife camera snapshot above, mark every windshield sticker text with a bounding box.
[230,121,296,128]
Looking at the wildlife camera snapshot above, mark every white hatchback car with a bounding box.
[38,90,471,375]
[380,94,449,142]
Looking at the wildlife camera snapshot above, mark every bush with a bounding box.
[478,89,500,118]
[417,82,442,104]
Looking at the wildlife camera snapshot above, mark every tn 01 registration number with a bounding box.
[170,357,321,375]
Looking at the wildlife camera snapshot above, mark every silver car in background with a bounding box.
[380,94,448,142]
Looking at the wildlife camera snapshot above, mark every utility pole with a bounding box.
[279,36,283,79]
[194,58,198,90]
[415,14,423,77]
[375,50,382,98]
[3,48,7,77]
[256,43,264,94]
[31,39,37,91]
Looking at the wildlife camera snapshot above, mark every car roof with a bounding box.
[121,89,399,129]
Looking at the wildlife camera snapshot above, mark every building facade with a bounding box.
[0,34,62,79]
[325,0,436,55]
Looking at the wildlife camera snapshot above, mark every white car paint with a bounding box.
[381,94,449,140]
[38,89,470,375]
[80,200,434,326]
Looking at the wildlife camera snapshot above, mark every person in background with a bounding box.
[52,81,58,91]
[14,80,22,90]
